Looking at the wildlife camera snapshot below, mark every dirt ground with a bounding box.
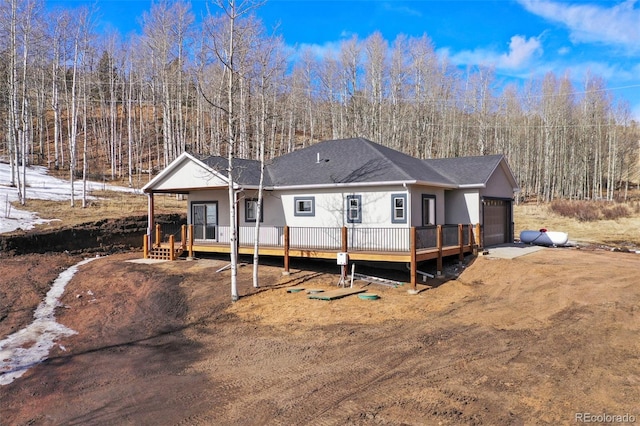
[1,247,639,425]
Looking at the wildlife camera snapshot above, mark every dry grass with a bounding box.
[12,190,186,231]
[514,202,640,247]
[12,189,640,248]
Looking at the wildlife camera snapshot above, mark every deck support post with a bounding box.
[169,235,175,261]
[469,223,475,254]
[340,227,348,282]
[436,225,443,275]
[283,226,290,275]
[409,226,418,293]
[474,223,482,254]
[458,224,464,262]
[188,224,194,259]
[181,225,187,251]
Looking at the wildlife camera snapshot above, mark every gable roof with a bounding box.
[143,138,519,193]
[201,156,271,186]
[425,154,519,189]
[142,152,227,194]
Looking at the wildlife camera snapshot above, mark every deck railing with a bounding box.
[150,223,479,254]
[442,224,460,247]
[152,222,184,246]
[347,227,410,252]
[289,227,342,250]
[416,226,438,250]
[216,225,285,247]
[144,222,481,289]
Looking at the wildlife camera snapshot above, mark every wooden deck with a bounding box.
[143,224,480,291]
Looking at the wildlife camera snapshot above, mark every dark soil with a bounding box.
[1,228,639,424]
[0,214,184,256]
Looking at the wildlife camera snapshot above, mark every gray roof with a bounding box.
[267,138,454,186]
[196,138,514,189]
[201,156,271,186]
[424,154,506,186]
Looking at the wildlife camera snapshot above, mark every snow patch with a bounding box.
[0,256,99,385]
[0,162,136,234]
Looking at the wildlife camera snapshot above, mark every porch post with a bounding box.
[475,223,482,252]
[147,193,155,249]
[436,225,443,275]
[155,223,162,247]
[143,235,149,259]
[409,226,417,293]
[283,225,290,274]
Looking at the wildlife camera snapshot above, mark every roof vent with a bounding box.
[316,152,329,164]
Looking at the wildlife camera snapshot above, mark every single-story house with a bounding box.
[142,137,519,284]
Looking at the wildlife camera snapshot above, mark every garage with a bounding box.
[482,198,513,247]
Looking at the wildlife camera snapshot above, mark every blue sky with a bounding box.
[49,0,640,120]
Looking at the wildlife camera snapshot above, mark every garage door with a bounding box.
[482,198,512,247]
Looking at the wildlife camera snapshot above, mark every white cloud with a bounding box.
[381,2,422,17]
[445,35,543,70]
[293,41,344,60]
[518,0,640,51]
[500,35,543,68]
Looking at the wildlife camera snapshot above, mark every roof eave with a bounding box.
[458,183,486,189]
[142,152,231,194]
[272,180,419,191]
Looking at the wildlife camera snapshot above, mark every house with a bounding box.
[142,137,519,286]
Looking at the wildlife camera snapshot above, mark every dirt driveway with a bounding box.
[1,247,639,425]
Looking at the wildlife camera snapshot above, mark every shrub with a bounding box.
[549,199,631,222]
[602,204,630,220]
[549,199,574,217]
[574,205,601,222]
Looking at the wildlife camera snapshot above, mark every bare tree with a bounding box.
[66,7,92,207]
[252,32,285,288]
[200,0,264,301]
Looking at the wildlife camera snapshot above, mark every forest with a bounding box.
[1,0,639,205]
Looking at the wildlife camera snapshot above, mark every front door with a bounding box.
[192,202,218,240]
[422,195,436,226]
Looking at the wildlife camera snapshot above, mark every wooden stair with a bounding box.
[147,246,184,260]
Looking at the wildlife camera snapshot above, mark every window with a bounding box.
[245,198,262,222]
[391,193,407,224]
[346,195,362,223]
[294,196,315,216]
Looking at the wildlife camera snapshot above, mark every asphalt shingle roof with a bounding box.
[201,156,271,186]
[424,154,505,186]
[196,138,511,189]
[267,138,454,186]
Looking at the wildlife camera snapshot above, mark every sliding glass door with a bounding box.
[192,202,218,240]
